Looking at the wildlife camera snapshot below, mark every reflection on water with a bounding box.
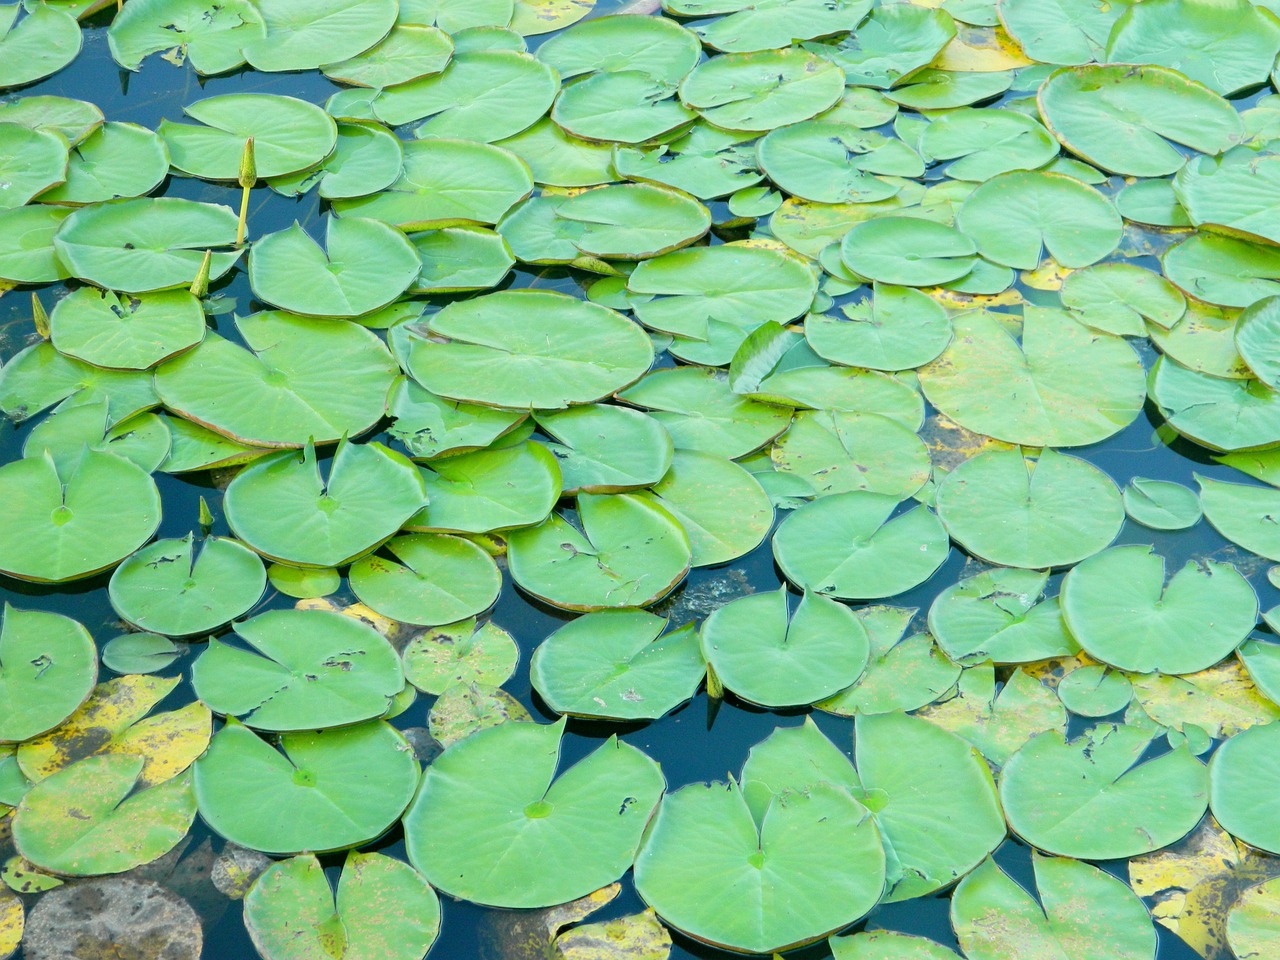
[0,2,1255,958]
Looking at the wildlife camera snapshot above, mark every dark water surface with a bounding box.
[0,5,1247,958]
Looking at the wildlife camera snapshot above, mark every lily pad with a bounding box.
[402,290,654,409]
[805,4,955,89]
[918,307,1146,447]
[536,404,673,494]
[772,491,950,600]
[1060,262,1186,338]
[225,441,425,568]
[386,377,527,460]
[1228,876,1280,960]
[408,441,561,534]
[49,287,204,371]
[1162,233,1280,309]
[0,448,162,583]
[508,494,691,611]
[805,284,953,372]
[537,13,699,81]
[268,121,404,202]
[1061,545,1257,674]
[918,107,1058,182]
[109,534,266,637]
[1210,720,1280,855]
[249,217,419,318]
[0,123,65,211]
[245,852,440,960]
[701,588,868,708]
[402,617,519,696]
[242,0,397,73]
[1001,723,1209,859]
[194,719,419,854]
[100,633,180,676]
[841,217,977,286]
[936,447,1123,569]
[0,3,81,88]
[108,0,267,75]
[927,568,1077,665]
[678,47,845,132]
[404,718,665,908]
[0,605,96,744]
[531,610,704,721]
[349,534,501,626]
[668,0,869,54]
[323,23,453,87]
[772,410,931,500]
[1149,358,1280,453]
[192,608,402,731]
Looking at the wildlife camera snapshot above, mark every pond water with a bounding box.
[2,1,1278,958]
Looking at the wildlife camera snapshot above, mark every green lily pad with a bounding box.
[0,340,159,424]
[841,216,977,286]
[1056,665,1133,718]
[1210,720,1280,854]
[53,197,242,293]
[530,609,703,720]
[952,854,1157,960]
[194,719,419,854]
[266,564,339,600]
[637,449,773,567]
[349,534,501,626]
[1060,262,1186,338]
[919,107,1058,182]
[192,608,403,731]
[334,138,532,229]
[160,94,336,181]
[224,441,426,568]
[678,47,845,132]
[0,123,65,211]
[0,3,81,88]
[805,4,955,89]
[157,414,272,474]
[772,491,950,600]
[496,118,614,188]
[0,449,161,583]
[0,204,72,283]
[99,633,180,676]
[936,447,1123,569]
[805,284,953,372]
[1162,233,1280,308]
[553,71,695,144]
[537,13,699,81]
[1000,723,1209,859]
[885,68,1014,111]
[402,617,519,696]
[507,493,691,611]
[918,307,1146,447]
[373,50,558,141]
[0,605,96,744]
[613,122,762,200]
[427,682,530,747]
[1235,296,1280,390]
[1150,358,1280,452]
[997,0,1125,65]
[386,377,527,461]
[242,0,397,72]
[618,365,793,459]
[403,290,654,409]
[855,710,1006,901]
[245,852,440,960]
[49,287,203,371]
[154,311,398,447]
[927,568,1078,665]
[1228,876,1280,960]
[634,740,883,952]
[37,121,169,206]
[1199,475,1280,561]
[701,588,868,707]
[956,170,1121,270]
[1115,178,1192,228]
[1175,147,1280,248]
[772,410,931,500]
[757,123,920,204]
[404,718,665,908]
[1122,478,1202,531]
[24,396,170,475]
[408,226,514,293]
[107,0,266,75]
[536,404,673,494]
[13,757,195,876]
[108,534,265,638]
[0,95,101,145]
[323,23,453,87]
[1106,0,1280,96]
[268,121,404,201]
[249,217,419,318]
[830,931,960,960]
[668,0,869,54]
[1037,63,1243,177]
[1061,545,1257,675]
[409,441,561,534]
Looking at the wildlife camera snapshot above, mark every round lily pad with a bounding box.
[805,284,952,372]
[108,0,267,75]
[266,563,340,600]
[403,291,654,410]
[0,606,97,744]
[772,410,931,500]
[100,633,180,676]
[701,588,868,708]
[1175,147,1280,248]
[1062,545,1257,675]
[936,447,1123,569]
[1061,262,1186,337]
[536,13,699,81]
[409,441,561,534]
[109,534,265,637]
[805,4,954,89]
[242,0,397,72]
[322,23,453,87]
[927,568,1077,665]
[49,287,204,371]
[402,618,519,696]
[508,494,691,611]
[194,719,419,854]
[678,47,845,132]
[535,404,673,494]
[530,609,703,721]
[1000,723,1209,859]
[1123,478,1202,530]
[404,719,665,908]
[1210,720,1280,854]
[0,3,81,88]
[269,121,404,202]
[386,377,527,461]
[1228,876,1280,959]
[1150,358,1280,453]
[1056,665,1133,718]
[224,441,426,568]
[349,534,501,626]
[919,307,1146,447]
[919,107,1058,182]
[757,123,920,204]
[0,449,162,583]
[772,491,950,600]
[553,71,695,144]
[155,311,399,447]
[192,609,403,731]
[0,123,66,211]
[841,217,977,286]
